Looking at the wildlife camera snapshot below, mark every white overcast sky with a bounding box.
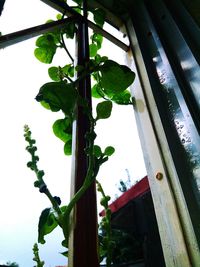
[0,0,146,266]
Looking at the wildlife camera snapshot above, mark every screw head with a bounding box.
[156,172,163,180]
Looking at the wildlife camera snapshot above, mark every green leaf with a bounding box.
[53,119,72,142]
[34,47,56,64]
[61,251,68,257]
[56,13,62,20]
[38,208,58,244]
[36,34,55,47]
[36,81,77,115]
[89,44,98,57]
[72,0,82,5]
[48,67,61,81]
[95,54,108,64]
[64,140,72,155]
[100,60,135,95]
[63,22,76,39]
[40,101,52,110]
[93,145,102,157]
[34,34,58,63]
[93,8,106,27]
[111,90,131,105]
[91,33,103,49]
[96,101,112,120]
[91,83,104,99]
[62,64,74,77]
[104,146,115,156]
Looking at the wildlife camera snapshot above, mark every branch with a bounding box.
[59,35,74,63]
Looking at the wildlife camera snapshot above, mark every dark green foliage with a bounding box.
[97,180,113,267]
[96,100,112,120]
[111,90,132,105]
[36,81,77,115]
[89,43,98,57]
[33,243,45,267]
[62,64,74,77]
[93,145,102,157]
[38,208,58,244]
[104,146,115,156]
[93,8,106,28]
[64,140,72,155]
[99,60,135,95]
[72,0,82,5]
[91,33,103,49]
[48,67,61,81]
[52,118,72,143]
[5,262,19,267]
[60,251,68,257]
[63,22,76,39]
[99,228,143,264]
[91,83,104,98]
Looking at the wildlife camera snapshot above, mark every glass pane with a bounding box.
[145,1,200,209]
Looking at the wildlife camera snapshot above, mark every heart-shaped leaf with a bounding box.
[96,101,112,120]
[100,60,135,95]
[34,34,57,64]
[53,118,72,142]
[34,47,56,64]
[48,66,61,81]
[93,8,106,28]
[36,81,77,115]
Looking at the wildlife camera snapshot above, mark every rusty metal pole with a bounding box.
[68,0,99,267]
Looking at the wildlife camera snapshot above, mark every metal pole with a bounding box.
[0,16,77,48]
[68,0,99,266]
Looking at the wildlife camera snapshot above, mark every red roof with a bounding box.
[99,176,149,216]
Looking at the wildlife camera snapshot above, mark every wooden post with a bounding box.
[68,1,99,267]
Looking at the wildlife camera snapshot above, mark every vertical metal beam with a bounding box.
[69,1,99,267]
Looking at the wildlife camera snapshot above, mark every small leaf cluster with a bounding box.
[92,60,135,105]
[32,243,45,267]
[92,144,115,168]
[34,15,76,64]
[97,181,113,267]
[5,262,19,267]
[24,125,68,245]
[24,125,46,192]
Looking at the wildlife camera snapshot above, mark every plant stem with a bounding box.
[63,114,96,238]
[60,35,74,63]
[96,180,113,267]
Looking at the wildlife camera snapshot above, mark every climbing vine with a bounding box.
[24,0,135,266]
